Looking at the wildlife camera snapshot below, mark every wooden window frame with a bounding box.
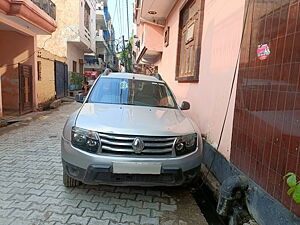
[79,59,84,74]
[37,61,42,81]
[175,0,205,83]
[164,26,170,47]
[73,61,77,72]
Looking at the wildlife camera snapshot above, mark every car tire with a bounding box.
[63,170,81,187]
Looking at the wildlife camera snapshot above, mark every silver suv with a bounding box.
[61,73,202,187]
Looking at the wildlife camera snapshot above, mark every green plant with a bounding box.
[118,37,133,73]
[283,172,300,203]
[70,72,83,86]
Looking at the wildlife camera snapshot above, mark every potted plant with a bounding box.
[70,72,83,90]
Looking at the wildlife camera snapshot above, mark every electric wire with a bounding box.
[117,0,123,39]
[112,0,118,25]
[126,0,130,40]
[197,0,251,190]
[120,0,124,38]
[122,1,127,40]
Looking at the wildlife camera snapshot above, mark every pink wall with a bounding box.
[157,0,245,159]
[0,30,35,114]
[136,22,164,55]
[143,23,164,52]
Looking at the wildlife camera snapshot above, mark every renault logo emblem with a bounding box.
[132,137,144,154]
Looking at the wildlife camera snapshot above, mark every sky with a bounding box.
[107,0,135,42]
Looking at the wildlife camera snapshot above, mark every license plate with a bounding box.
[113,162,161,174]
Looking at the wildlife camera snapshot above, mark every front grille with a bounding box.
[98,133,176,156]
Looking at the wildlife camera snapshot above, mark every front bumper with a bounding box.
[63,160,200,186]
[61,137,202,186]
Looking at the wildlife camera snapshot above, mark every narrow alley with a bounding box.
[1,0,300,224]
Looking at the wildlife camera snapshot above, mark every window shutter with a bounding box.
[176,0,205,82]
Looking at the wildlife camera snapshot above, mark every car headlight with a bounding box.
[175,133,197,156]
[71,127,100,153]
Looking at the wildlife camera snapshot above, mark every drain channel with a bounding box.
[191,180,227,225]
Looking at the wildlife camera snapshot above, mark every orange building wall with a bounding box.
[0,30,35,114]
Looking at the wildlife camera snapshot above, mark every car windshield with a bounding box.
[87,77,177,108]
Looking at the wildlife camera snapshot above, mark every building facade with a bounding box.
[0,0,57,117]
[93,0,117,72]
[82,0,118,79]
[36,0,96,106]
[134,0,300,224]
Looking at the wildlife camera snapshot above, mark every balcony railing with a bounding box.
[31,0,56,20]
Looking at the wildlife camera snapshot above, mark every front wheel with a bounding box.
[63,170,81,187]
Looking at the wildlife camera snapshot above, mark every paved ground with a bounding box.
[0,102,208,225]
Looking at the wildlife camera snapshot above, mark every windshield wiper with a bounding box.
[152,105,174,109]
[120,103,135,105]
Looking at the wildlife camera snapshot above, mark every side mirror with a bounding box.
[75,93,84,103]
[180,101,190,110]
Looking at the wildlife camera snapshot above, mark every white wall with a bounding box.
[67,42,85,72]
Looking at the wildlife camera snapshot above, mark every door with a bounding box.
[55,61,68,98]
[19,64,33,115]
[64,64,68,97]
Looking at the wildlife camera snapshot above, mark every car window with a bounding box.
[87,78,177,108]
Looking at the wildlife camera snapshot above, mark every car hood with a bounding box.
[75,103,195,136]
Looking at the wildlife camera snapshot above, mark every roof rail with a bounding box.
[149,73,163,81]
